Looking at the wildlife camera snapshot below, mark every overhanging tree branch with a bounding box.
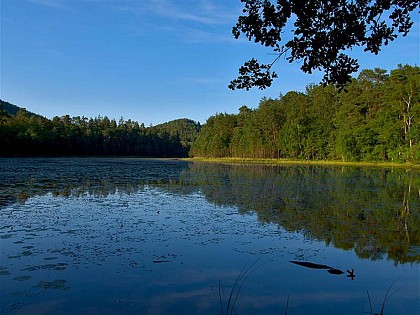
[230,0,418,90]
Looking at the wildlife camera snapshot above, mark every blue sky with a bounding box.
[1,0,419,125]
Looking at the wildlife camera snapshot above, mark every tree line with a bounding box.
[1,64,418,161]
[0,102,200,157]
[192,65,419,162]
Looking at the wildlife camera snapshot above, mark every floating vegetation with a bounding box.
[34,279,70,291]
[43,256,58,261]
[12,275,31,281]
[21,263,68,272]
[0,267,11,276]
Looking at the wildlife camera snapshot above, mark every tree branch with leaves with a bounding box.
[229,0,418,90]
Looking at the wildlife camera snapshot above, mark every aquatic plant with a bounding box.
[366,278,402,315]
[218,259,265,315]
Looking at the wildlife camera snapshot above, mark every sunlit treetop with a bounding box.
[229,0,419,90]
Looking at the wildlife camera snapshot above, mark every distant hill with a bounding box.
[0,99,201,157]
[0,99,201,150]
[152,118,201,150]
[0,99,40,117]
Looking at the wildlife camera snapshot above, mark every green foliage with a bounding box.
[150,118,201,157]
[191,113,237,158]
[0,106,200,157]
[194,65,420,163]
[230,0,418,90]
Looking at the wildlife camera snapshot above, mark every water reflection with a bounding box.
[1,158,418,264]
[1,158,419,314]
[0,158,196,206]
[185,162,420,264]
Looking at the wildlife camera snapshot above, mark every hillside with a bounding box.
[0,100,200,157]
[152,118,201,150]
[0,99,40,117]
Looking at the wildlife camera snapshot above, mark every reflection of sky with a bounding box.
[1,183,419,315]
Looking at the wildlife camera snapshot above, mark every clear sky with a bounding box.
[1,0,419,125]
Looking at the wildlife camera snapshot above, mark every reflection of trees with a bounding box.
[1,158,418,264]
[185,163,420,264]
[0,158,195,208]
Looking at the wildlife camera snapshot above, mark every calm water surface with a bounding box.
[0,158,419,314]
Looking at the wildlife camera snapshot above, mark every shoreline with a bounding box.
[1,156,419,169]
[183,157,420,170]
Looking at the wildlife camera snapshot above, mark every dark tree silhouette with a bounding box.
[229,0,418,90]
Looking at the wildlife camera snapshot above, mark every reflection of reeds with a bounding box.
[218,259,265,315]
[366,278,402,315]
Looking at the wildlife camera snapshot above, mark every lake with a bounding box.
[0,158,419,314]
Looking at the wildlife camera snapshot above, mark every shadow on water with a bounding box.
[0,158,418,264]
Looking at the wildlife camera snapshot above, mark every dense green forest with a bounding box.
[0,100,200,157]
[192,65,419,162]
[1,65,418,161]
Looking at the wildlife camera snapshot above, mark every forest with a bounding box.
[0,101,200,157]
[1,65,418,162]
[192,65,419,162]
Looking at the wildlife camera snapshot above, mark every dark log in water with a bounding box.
[290,260,346,276]
[289,260,332,270]
[327,268,344,275]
